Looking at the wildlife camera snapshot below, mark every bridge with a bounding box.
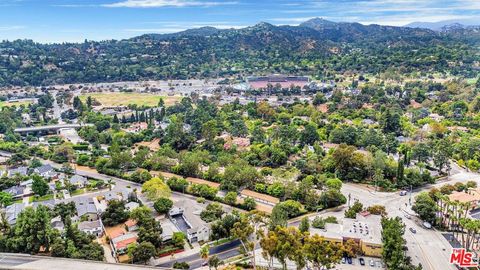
[14,123,94,133]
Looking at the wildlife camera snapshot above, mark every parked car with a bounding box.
[347,257,353,264]
[400,190,408,196]
[409,227,417,233]
[423,222,432,229]
[342,257,346,264]
[376,261,382,268]
[359,258,365,265]
[369,259,375,267]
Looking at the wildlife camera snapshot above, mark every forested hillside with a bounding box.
[0,18,479,86]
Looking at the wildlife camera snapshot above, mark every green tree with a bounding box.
[32,175,49,197]
[200,202,224,222]
[200,245,209,263]
[132,241,156,264]
[242,197,257,211]
[101,199,129,226]
[208,255,221,270]
[300,123,319,146]
[142,177,171,201]
[153,197,173,214]
[223,191,237,205]
[304,234,343,269]
[0,191,13,207]
[345,201,363,218]
[171,232,185,248]
[10,205,53,254]
[325,178,342,190]
[54,202,77,223]
[412,192,438,225]
[381,217,420,269]
[299,217,310,233]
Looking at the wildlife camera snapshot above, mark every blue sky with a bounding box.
[0,0,479,43]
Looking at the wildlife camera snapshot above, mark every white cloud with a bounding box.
[124,23,246,33]
[103,0,237,8]
[0,25,25,31]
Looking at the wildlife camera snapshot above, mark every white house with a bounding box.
[78,220,103,236]
[169,200,210,243]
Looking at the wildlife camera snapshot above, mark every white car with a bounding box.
[400,190,408,196]
[423,222,432,229]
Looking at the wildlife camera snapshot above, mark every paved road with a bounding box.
[336,167,480,270]
[157,240,241,269]
[0,253,39,267]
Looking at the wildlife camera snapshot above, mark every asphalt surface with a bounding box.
[0,254,39,267]
[157,240,241,269]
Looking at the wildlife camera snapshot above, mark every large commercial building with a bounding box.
[246,75,310,90]
[314,211,383,257]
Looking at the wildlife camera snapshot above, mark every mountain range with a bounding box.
[404,19,480,31]
[0,18,478,86]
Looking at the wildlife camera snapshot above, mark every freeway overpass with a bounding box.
[13,123,94,134]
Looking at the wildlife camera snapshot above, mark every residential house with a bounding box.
[122,122,148,133]
[78,220,104,236]
[19,179,33,187]
[107,220,139,255]
[33,164,57,179]
[7,167,28,178]
[69,175,88,188]
[32,199,56,209]
[3,186,25,199]
[160,220,179,242]
[125,219,138,232]
[73,198,98,222]
[5,203,25,225]
[51,216,65,231]
[169,200,210,243]
[103,191,121,202]
[111,232,138,254]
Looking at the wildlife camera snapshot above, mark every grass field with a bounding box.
[0,100,32,108]
[79,92,181,107]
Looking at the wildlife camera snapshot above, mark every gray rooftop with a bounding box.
[34,164,55,174]
[69,175,87,185]
[172,200,209,233]
[73,197,97,216]
[78,220,102,230]
[8,167,28,177]
[5,203,25,225]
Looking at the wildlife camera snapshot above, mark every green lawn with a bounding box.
[31,194,54,202]
[0,100,32,108]
[79,93,181,107]
[71,188,86,196]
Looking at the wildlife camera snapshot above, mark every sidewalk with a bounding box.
[97,237,117,263]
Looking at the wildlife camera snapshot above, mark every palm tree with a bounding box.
[200,245,209,265]
[208,255,220,270]
[107,178,115,191]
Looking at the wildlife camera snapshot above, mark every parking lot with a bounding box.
[336,257,385,269]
